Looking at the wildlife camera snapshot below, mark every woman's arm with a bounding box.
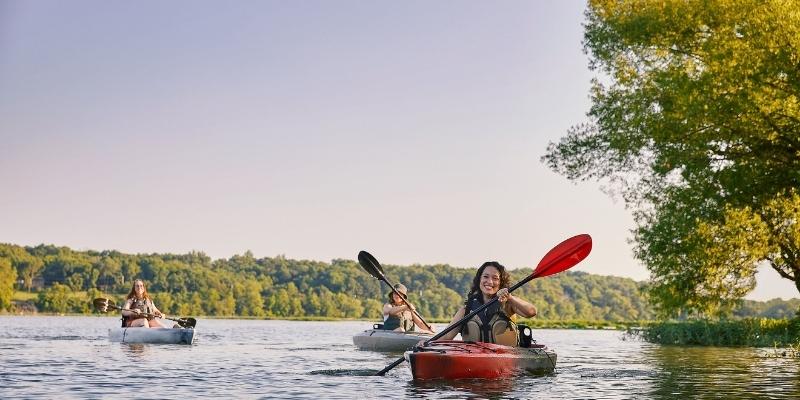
[150,300,163,317]
[411,312,434,334]
[437,306,465,340]
[497,288,537,318]
[122,299,138,317]
[383,303,408,316]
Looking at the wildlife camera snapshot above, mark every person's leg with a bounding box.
[129,318,148,328]
[148,319,166,328]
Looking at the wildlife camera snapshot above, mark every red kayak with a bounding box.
[404,341,557,380]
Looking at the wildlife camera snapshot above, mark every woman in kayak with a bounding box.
[438,261,536,346]
[122,279,167,328]
[383,283,434,334]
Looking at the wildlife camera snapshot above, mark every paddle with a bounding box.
[373,233,592,376]
[92,297,197,328]
[358,250,434,332]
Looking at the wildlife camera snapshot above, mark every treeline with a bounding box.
[0,243,796,321]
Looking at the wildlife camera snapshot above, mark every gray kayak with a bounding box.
[353,328,432,352]
[109,327,196,344]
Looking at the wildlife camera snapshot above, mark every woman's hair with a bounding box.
[466,261,510,301]
[388,292,406,304]
[387,284,408,304]
[126,279,151,300]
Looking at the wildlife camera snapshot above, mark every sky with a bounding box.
[0,1,795,301]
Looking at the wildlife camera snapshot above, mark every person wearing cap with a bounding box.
[382,283,434,334]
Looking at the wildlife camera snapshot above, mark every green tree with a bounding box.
[361,298,383,319]
[0,258,16,310]
[543,0,800,317]
[218,291,236,316]
[236,280,265,317]
[96,256,121,292]
[152,292,175,315]
[120,260,140,287]
[37,283,72,313]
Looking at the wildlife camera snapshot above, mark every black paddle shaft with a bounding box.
[374,274,535,376]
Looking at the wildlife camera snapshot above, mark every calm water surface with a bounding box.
[1,316,798,399]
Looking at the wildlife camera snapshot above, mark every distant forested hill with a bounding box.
[1,243,797,321]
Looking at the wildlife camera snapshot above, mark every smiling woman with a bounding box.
[122,279,166,328]
[437,261,538,346]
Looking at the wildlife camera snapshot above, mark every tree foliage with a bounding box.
[0,258,16,310]
[0,242,659,321]
[543,0,800,317]
[2,242,796,320]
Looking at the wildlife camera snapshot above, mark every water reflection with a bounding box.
[406,377,518,399]
[644,346,800,399]
[121,343,147,358]
[2,317,800,399]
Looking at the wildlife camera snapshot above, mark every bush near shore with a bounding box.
[629,318,800,347]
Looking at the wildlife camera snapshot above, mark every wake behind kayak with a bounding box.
[309,368,381,377]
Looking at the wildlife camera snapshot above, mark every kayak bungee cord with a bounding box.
[540,346,557,370]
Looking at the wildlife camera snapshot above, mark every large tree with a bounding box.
[543,0,800,317]
[0,258,16,311]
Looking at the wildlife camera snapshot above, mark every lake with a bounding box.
[1,316,798,399]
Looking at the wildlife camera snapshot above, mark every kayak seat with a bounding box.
[121,315,131,328]
[518,324,535,348]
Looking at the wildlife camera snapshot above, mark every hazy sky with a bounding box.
[1,1,795,300]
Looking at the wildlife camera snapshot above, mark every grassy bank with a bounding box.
[12,291,38,301]
[629,318,800,347]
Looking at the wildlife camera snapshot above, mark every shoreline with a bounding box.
[0,311,643,329]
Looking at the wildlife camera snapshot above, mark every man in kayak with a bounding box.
[382,283,434,334]
[437,262,537,346]
[122,279,167,328]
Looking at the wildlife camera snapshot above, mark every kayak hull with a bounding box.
[109,327,196,344]
[353,329,432,352]
[404,341,556,380]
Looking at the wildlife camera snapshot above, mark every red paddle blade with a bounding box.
[532,234,592,278]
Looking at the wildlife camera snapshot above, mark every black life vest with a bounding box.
[460,294,518,346]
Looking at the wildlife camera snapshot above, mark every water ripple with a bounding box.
[1,316,799,399]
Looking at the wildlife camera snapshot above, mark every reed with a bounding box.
[630,318,800,347]
[518,318,645,330]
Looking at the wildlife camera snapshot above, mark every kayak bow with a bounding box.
[353,328,433,352]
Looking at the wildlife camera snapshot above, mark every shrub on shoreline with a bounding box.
[628,318,800,347]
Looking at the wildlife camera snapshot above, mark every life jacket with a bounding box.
[383,306,414,332]
[460,294,518,346]
[122,297,154,326]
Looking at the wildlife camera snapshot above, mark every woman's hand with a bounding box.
[496,288,510,303]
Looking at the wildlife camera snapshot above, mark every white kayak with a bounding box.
[109,327,197,344]
[353,328,432,352]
